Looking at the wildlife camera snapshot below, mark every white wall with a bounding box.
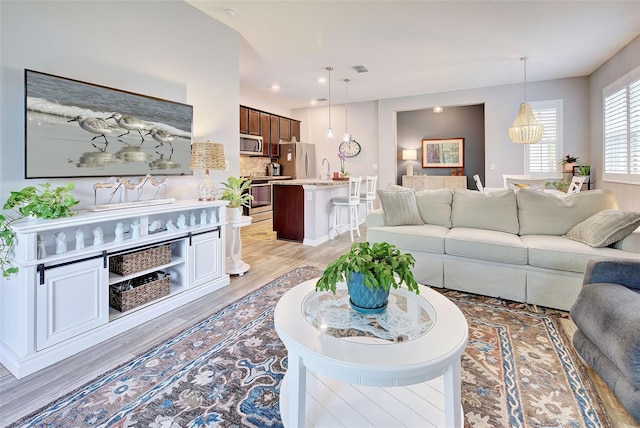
[589,34,640,211]
[378,77,590,190]
[294,77,590,190]
[0,1,240,210]
[293,101,379,180]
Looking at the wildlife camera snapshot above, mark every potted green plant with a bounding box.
[560,154,579,172]
[219,176,253,220]
[315,241,419,313]
[577,164,590,176]
[1,183,79,278]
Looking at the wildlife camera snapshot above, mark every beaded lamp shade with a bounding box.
[189,141,226,201]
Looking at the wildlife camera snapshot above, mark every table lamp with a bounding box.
[402,149,418,176]
[189,141,226,200]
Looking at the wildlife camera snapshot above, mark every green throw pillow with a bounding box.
[377,190,424,226]
[564,209,640,248]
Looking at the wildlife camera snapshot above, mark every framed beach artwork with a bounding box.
[422,138,464,168]
[24,69,193,179]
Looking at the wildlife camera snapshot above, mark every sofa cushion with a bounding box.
[517,189,618,236]
[367,224,448,254]
[521,235,640,273]
[415,189,453,228]
[376,190,424,226]
[445,227,528,264]
[451,188,519,234]
[564,209,640,248]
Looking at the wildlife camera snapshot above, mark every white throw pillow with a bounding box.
[564,209,640,247]
[377,190,424,226]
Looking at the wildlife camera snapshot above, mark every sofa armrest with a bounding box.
[611,230,640,253]
[583,259,640,291]
[365,209,385,228]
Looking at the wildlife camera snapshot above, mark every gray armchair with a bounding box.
[570,258,640,423]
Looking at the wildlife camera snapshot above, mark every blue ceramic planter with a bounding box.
[347,272,390,314]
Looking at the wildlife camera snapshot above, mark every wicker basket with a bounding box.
[110,271,170,312]
[109,245,171,276]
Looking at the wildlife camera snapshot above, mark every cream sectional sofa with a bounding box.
[366,188,640,310]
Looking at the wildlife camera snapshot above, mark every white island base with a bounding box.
[279,369,464,427]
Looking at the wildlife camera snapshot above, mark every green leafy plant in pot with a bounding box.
[219,176,252,220]
[315,241,419,314]
[0,183,79,278]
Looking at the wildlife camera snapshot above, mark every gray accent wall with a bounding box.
[396,105,485,188]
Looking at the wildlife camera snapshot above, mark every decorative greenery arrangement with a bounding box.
[338,152,349,176]
[316,241,419,294]
[545,179,569,192]
[1,183,79,278]
[219,176,253,208]
[577,164,590,176]
[560,154,579,165]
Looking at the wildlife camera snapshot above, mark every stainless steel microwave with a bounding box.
[240,134,263,155]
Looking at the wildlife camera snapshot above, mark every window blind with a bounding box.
[603,65,640,183]
[526,100,562,177]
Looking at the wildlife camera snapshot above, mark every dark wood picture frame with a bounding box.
[421,138,464,168]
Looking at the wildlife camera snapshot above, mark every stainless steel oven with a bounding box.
[245,182,272,222]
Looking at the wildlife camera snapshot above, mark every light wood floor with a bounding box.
[0,233,636,427]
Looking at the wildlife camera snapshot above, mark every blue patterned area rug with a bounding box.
[11,266,609,427]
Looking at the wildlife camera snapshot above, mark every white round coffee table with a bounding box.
[274,279,468,427]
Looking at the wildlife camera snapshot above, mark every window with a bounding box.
[603,65,640,184]
[525,100,563,178]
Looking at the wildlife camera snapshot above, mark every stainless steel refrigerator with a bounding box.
[278,142,316,179]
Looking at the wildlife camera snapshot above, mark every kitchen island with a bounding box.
[272,179,350,245]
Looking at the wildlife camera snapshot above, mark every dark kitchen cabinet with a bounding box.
[279,117,291,141]
[239,106,248,134]
[273,184,304,242]
[260,112,271,155]
[248,109,260,135]
[270,115,280,156]
[291,120,300,142]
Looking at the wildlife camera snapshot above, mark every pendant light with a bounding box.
[326,66,334,138]
[508,57,544,144]
[343,78,352,143]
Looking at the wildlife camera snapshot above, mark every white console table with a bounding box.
[402,175,467,191]
[226,215,251,276]
[0,200,230,379]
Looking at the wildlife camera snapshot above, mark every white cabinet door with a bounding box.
[36,258,108,351]
[188,230,223,288]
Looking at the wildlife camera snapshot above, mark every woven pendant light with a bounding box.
[509,57,543,144]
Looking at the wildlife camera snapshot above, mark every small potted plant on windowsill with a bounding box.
[560,154,579,172]
[219,176,252,220]
[315,241,419,314]
[1,183,79,278]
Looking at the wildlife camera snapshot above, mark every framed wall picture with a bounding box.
[422,138,464,168]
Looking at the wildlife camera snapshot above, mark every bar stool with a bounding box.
[330,176,362,242]
[360,175,378,216]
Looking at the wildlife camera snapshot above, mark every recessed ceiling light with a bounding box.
[224,8,237,18]
[318,77,327,84]
[433,106,444,113]
[311,99,318,105]
[271,84,280,91]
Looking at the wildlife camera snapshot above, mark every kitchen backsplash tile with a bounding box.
[240,156,270,176]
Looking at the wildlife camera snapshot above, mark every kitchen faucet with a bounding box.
[321,157,330,179]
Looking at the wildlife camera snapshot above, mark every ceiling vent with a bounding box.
[316,97,327,102]
[352,65,369,73]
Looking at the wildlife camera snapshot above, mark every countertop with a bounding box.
[272,178,349,186]
[244,176,292,183]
